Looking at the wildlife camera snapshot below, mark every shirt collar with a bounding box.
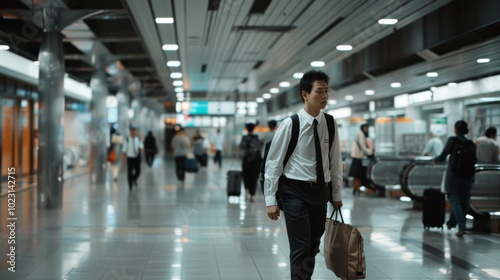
[299,108,323,126]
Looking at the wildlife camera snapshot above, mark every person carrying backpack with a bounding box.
[239,123,262,202]
[263,70,343,279]
[434,120,477,237]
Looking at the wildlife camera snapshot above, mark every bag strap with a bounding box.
[283,113,299,167]
[329,207,344,223]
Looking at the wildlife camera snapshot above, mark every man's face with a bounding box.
[303,80,328,110]
[131,130,137,137]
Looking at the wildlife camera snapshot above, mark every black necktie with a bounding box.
[313,119,324,186]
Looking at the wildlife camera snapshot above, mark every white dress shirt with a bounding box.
[263,108,343,206]
[122,136,144,157]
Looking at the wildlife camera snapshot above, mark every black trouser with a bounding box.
[213,150,222,167]
[174,156,186,180]
[127,157,141,189]
[145,152,155,167]
[281,178,328,280]
[242,156,262,195]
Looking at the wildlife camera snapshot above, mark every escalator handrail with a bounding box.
[399,160,447,202]
[366,157,411,190]
[467,163,500,218]
[400,162,500,208]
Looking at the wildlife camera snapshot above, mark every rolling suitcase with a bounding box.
[227,170,242,197]
[185,158,199,173]
[422,188,445,229]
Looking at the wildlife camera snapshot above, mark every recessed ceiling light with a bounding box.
[170,72,182,78]
[477,58,490,63]
[173,81,183,86]
[279,82,290,88]
[310,61,325,67]
[156,17,174,24]
[365,90,375,95]
[176,93,184,98]
[328,99,337,105]
[391,82,401,88]
[345,95,354,101]
[174,87,184,92]
[263,93,272,99]
[378,18,398,25]
[256,97,264,103]
[448,82,457,87]
[270,88,279,94]
[293,73,303,79]
[426,72,438,77]
[33,61,40,65]
[0,45,10,51]
[167,61,181,67]
[162,44,178,51]
[336,45,352,51]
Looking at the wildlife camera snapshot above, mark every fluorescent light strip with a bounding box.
[156,17,174,24]
[173,81,183,86]
[0,45,10,51]
[256,97,264,103]
[378,19,398,25]
[365,90,375,95]
[263,93,272,99]
[426,72,438,77]
[477,58,490,63]
[391,82,401,88]
[293,73,303,79]
[270,88,279,94]
[167,61,181,67]
[336,45,352,51]
[279,82,290,87]
[162,44,178,51]
[310,61,325,67]
[170,72,182,79]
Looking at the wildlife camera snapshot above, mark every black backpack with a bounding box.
[451,138,477,177]
[259,113,335,207]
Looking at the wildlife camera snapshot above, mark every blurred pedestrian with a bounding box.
[349,124,373,195]
[122,127,144,190]
[171,127,190,181]
[212,128,225,168]
[240,123,262,202]
[475,126,498,163]
[422,132,444,157]
[143,131,158,167]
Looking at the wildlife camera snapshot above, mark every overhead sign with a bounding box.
[180,101,235,115]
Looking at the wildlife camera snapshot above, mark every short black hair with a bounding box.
[268,120,277,130]
[299,70,330,102]
[246,123,255,132]
[455,120,469,135]
[485,126,497,138]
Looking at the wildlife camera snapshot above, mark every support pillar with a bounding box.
[37,8,65,209]
[117,71,130,136]
[89,45,109,184]
[444,100,465,137]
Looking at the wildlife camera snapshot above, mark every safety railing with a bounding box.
[400,162,500,211]
[367,156,413,191]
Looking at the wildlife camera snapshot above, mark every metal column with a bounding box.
[89,47,109,184]
[37,8,65,209]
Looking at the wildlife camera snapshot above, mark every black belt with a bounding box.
[284,177,328,188]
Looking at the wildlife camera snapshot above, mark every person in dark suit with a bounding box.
[263,70,343,279]
[143,131,158,167]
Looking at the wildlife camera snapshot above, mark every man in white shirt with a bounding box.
[476,126,499,162]
[422,132,444,158]
[263,70,343,279]
[122,127,144,190]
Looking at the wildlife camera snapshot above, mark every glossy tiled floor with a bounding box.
[1,157,500,280]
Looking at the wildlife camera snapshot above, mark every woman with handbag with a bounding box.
[348,124,373,195]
